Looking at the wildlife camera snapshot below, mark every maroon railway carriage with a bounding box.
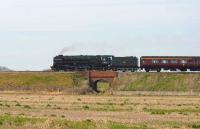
[140,56,200,72]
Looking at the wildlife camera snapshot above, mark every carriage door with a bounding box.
[198,58,200,67]
[195,58,200,70]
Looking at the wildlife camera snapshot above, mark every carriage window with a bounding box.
[181,60,187,64]
[123,61,127,64]
[152,60,159,64]
[162,60,168,64]
[171,60,178,64]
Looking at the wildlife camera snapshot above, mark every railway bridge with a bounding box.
[88,71,118,92]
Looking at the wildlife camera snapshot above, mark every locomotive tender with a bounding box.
[51,55,200,72]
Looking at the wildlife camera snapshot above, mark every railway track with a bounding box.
[0,70,200,74]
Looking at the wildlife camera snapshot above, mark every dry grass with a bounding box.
[0,72,87,92]
[0,115,152,129]
[0,92,199,129]
[1,72,200,93]
[113,73,200,92]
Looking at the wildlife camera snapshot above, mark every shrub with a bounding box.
[23,105,31,109]
[83,105,90,110]
[192,124,200,129]
[15,103,21,107]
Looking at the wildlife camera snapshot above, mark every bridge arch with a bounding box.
[88,71,118,92]
[90,79,113,92]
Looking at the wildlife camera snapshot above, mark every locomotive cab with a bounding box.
[100,56,113,65]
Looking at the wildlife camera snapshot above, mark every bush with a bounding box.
[23,105,31,109]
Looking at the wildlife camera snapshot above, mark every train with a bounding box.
[51,55,200,72]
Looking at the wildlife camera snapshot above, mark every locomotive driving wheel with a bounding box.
[145,68,150,72]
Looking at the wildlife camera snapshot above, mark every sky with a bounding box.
[0,0,200,70]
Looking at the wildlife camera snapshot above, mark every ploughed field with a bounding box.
[0,93,199,129]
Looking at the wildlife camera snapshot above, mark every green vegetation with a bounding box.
[71,74,87,88]
[0,115,44,127]
[0,115,152,129]
[192,124,200,129]
[108,123,149,129]
[113,73,200,92]
[144,108,200,115]
[0,72,86,91]
[0,94,199,129]
[0,72,200,92]
[97,81,110,92]
[0,114,198,129]
[15,103,21,107]
[23,105,32,109]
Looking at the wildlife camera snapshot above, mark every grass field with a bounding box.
[0,93,199,129]
[0,72,200,128]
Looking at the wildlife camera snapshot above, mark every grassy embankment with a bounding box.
[0,72,87,92]
[112,73,200,92]
[0,72,200,92]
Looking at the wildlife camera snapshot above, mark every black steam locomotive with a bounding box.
[51,55,138,72]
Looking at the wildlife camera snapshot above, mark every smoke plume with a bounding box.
[59,45,76,55]
[59,42,117,55]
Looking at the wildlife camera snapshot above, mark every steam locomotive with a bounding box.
[51,55,200,72]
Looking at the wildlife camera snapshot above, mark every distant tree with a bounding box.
[0,66,13,71]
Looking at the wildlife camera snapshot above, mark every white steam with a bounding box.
[59,45,76,55]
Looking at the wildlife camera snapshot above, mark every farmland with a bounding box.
[0,72,200,129]
[0,93,199,129]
